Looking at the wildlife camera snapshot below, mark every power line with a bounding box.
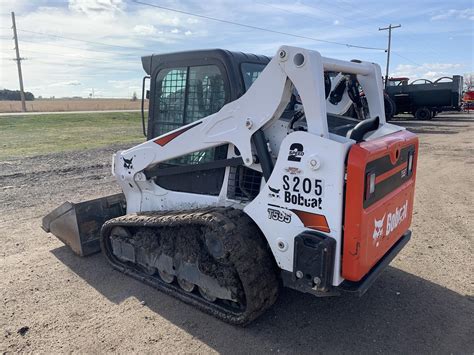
[392,52,422,67]
[20,48,105,61]
[319,1,444,61]
[256,1,383,40]
[0,54,134,71]
[303,0,443,64]
[1,51,138,70]
[33,59,137,72]
[255,3,429,76]
[15,28,144,51]
[19,48,137,64]
[1,5,443,64]
[131,0,386,51]
[19,37,139,56]
[0,57,125,77]
[2,26,143,56]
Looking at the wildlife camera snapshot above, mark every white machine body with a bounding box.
[112,46,404,287]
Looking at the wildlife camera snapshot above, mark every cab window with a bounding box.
[155,65,225,137]
[241,63,266,90]
[154,64,227,165]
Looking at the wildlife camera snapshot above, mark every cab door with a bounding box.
[148,62,230,195]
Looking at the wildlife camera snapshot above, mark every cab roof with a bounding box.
[141,48,270,76]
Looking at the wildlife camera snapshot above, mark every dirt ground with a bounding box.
[1,113,473,354]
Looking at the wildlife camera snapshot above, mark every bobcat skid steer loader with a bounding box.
[42,46,418,325]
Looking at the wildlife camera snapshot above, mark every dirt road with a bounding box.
[1,113,473,353]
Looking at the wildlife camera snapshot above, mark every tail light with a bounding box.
[407,151,414,175]
[365,171,376,200]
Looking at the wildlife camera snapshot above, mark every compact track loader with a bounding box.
[43,46,418,325]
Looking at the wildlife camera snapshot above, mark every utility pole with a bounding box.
[379,24,401,89]
[11,11,27,112]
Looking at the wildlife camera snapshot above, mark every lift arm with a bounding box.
[113,45,386,212]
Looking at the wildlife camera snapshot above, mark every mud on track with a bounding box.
[1,113,473,353]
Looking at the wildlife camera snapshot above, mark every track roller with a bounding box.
[158,269,174,284]
[178,278,195,292]
[199,287,217,302]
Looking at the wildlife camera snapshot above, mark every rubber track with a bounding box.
[100,207,280,325]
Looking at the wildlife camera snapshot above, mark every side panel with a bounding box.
[343,130,418,281]
[244,131,352,286]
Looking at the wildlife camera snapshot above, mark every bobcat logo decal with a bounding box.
[268,186,281,199]
[372,214,385,242]
[123,157,133,169]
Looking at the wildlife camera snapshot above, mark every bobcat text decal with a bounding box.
[282,175,323,209]
[386,200,408,236]
[372,200,408,245]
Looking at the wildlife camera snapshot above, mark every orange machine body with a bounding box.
[342,130,419,281]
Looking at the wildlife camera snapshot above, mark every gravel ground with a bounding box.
[1,113,473,353]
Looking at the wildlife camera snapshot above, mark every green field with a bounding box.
[0,112,145,159]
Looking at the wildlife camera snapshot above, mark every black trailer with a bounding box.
[386,76,463,120]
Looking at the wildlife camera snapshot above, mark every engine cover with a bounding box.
[343,130,418,281]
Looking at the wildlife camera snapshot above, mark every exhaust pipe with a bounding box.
[42,193,126,256]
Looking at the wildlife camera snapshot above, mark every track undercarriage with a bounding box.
[100,207,279,325]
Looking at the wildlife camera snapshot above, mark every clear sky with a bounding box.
[0,0,472,98]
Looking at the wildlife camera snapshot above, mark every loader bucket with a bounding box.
[42,193,126,256]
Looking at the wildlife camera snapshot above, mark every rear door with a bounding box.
[342,130,418,281]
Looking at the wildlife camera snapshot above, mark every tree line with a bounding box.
[0,89,35,101]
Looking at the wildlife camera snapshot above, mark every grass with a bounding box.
[0,112,145,159]
[0,99,146,113]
